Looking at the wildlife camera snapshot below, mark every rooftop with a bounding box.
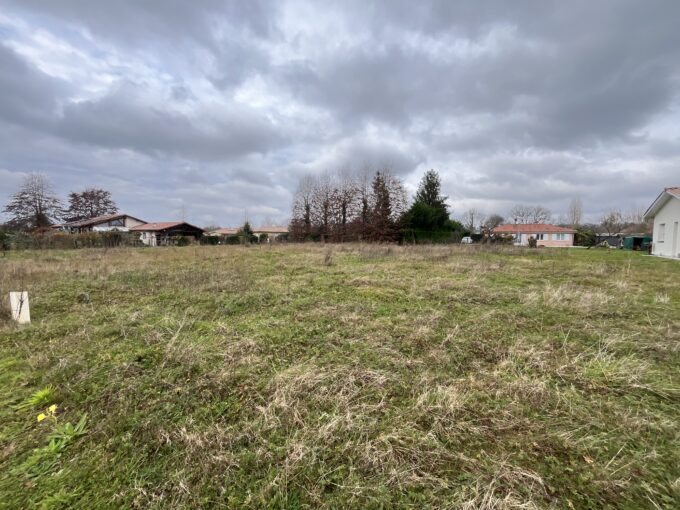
[130,222,203,232]
[493,223,577,234]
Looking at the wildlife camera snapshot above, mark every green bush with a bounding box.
[402,229,463,244]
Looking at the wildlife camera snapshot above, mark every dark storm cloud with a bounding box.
[1,0,679,226]
[0,43,65,127]
[57,82,285,160]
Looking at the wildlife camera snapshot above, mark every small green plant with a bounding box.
[16,386,55,409]
[49,413,88,446]
[18,412,89,480]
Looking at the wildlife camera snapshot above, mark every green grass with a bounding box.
[1,244,679,509]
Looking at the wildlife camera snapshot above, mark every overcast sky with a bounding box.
[1,1,679,227]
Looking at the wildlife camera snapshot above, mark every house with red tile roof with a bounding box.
[643,187,680,258]
[492,223,576,247]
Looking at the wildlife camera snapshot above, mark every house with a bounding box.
[253,226,289,241]
[56,214,146,233]
[643,187,680,258]
[492,223,576,247]
[130,222,204,246]
[207,228,239,237]
[207,226,289,242]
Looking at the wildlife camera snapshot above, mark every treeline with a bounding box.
[290,168,467,243]
[2,173,117,230]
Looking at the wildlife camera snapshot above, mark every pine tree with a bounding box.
[414,170,448,211]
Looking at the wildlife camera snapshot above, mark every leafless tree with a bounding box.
[510,204,552,224]
[3,173,63,230]
[484,214,504,230]
[566,198,583,227]
[291,174,315,239]
[462,208,486,233]
[600,209,623,236]
[332,168,359,241]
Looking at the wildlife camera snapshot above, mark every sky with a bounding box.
[1,0,679,227]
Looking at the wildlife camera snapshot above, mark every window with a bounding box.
[659,223,665,242]
[534,234,545,240]
[553,233,567,241]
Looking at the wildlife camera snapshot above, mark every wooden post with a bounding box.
[9,292,30,324]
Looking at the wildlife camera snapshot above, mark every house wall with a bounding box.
[513,233,573,247]
[90,216,146,232]
[651,197,680,258]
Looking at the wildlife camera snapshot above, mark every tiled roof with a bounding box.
[62,213,144,228]
[493,223,577,234]
[209,228,239,235]
[253,226,289,234]
[130,222,203,232]
[666,187,680,198]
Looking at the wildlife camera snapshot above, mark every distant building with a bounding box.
[55,214,146,233]
[207,225,289,242]
[130,222,204,246]
[253,226,289,241]
[643,187,680,258]
[492,223,576,247]
[207,228,239,237]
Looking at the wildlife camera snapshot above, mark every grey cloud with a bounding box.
[57,82,285,159]
[0,44,65,128]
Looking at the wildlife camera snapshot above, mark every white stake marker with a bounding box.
[9,291,30,324]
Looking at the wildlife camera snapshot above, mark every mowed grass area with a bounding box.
[0,245,679,509]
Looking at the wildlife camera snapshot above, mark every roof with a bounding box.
[493,223,577,234]
[61,213,145,228]
[209,228,239,235]
[130,221,204,232]
[253,226,289,234]
[644,187,680,220]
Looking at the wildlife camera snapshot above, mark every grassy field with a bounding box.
[0,244,679,509]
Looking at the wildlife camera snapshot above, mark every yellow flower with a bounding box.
[37,413,47,422]
[48,404,57,414]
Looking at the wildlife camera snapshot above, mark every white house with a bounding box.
[643,187,680,258]
[56,214,146,233]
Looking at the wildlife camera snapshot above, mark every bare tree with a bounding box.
[310,171,335,240]
[483,214,504,230]
[510,204,552,224]
[291,174,315,239]
[462,208,486,233]
[65,188,118,222]
[332,168,359,241]
[566,198,583,227]
[3,173,63,230]
[600,209,623,236]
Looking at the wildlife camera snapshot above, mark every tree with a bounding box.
[291,174,315,240]
[404,169,452,232]
[510,204,552,224]
[368,170,406,242]
[65,188,118,222]
[483,214,504,230]
[462,208,485,233]
[3,173,63,230]
[600,210,623,236]
[567,198,583,227]
[414,170,448,210]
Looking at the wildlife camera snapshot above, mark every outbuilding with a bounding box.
[130,222,204,246]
